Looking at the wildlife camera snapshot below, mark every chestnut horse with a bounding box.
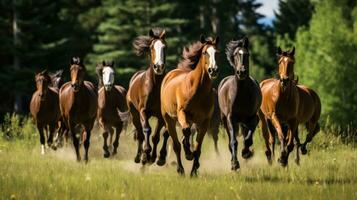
[218,37,262,170]
[96,60,129,158]
[259,47,321,166]
[59,57,97,162]
[161,35,219,176]
[30,70,61,154]
[127,28,169,165]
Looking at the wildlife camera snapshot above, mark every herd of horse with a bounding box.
[29,28,321,176]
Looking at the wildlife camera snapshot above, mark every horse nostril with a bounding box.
[208,68,213,73]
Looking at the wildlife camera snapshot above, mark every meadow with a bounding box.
[0,115,356,200]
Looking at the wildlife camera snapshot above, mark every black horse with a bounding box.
[218,37,262,170]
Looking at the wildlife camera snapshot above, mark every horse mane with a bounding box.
[133,27,165,56]
[226,37,249,67]
[49,70,64,88]
[178,38,215,71]
[96,63,104,89]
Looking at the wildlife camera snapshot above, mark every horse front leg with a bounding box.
[37,124,46,155]
[102,127,110,158]
[190,121,208,177]
[241,115,259,159]
[294,127,301,165]
[48,122,58,150]
[140,109,151,164]
[112,122,123,156]
[157,130,169,166]
[271,113,287,167]
[69,122,81,161]
[83,119,94,163]
[178,109,193,161]
[301,122,320,155]
[226,115,239,171]
[285,120,298,166]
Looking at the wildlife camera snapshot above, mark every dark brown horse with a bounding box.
[59,57,97,162]
[127,28,169,165]
[161,35,219,176]
[96,60,129,158]
[218,37,262,170]
[259,47,321,166]
[30,70,61,154]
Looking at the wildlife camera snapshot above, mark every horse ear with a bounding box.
[243,37,249,49]
[289,46,295,56]
[159,29,166,40]
[214,36,220,45]
[41,69,48,75]
[200,35,206,44]
[149,29,155,38]
[110,60,114,67]
[276,47,282,56]
[102,60,106,66]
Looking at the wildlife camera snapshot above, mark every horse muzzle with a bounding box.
[208,67,219,79]
[104,84,113,91]
[71,83,80,92]
[153,64,165,75]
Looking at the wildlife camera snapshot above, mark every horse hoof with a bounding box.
[301,147,308,155]
[242,149,254,159]
[190,170,198,177]
[156,158,166,166]
[177,167,185,175]
[134,155,141,163]
[185,153,194,161]
[231,161,240,171]
[103,152,110,158]
[278,158,288,167]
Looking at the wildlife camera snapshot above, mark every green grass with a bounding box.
[0,118,357,199]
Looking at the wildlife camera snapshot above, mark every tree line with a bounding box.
[0,0,356,134]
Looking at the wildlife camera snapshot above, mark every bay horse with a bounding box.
[127,28,170,165]
[96,60,130,158]
[59,57,97,162]
[218,37,262,170]
[30,70,61,154]
[161,35,219,176]
[259,47,321,166]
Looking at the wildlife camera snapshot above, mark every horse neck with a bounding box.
[189,57,212,94]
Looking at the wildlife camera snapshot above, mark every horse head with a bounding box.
[97,61,115,91]
[226,37,250,80]
[70,57,86,92]
[35,69,51,101]
[277,47,295,88]
[200,35,219,79]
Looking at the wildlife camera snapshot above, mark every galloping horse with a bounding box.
[30,70,61,154]
[218,37,262,170]
[161,35,219,176]
[59,57,97,162]
[259,47,321,166]
[127,28,169,165]
[96,61,129,158]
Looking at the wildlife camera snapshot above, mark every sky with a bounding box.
[256,0,279,26]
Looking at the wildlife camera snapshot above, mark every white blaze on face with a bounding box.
[238,49,244,55]
[102,67,115,86]
[153,40,165,66]
[207,46,217,70]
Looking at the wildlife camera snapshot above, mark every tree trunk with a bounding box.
[13,0,22,113]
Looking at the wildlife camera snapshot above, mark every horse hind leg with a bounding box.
[150,119,164,163]
[301,122,320,155]
[112,122,123,156]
